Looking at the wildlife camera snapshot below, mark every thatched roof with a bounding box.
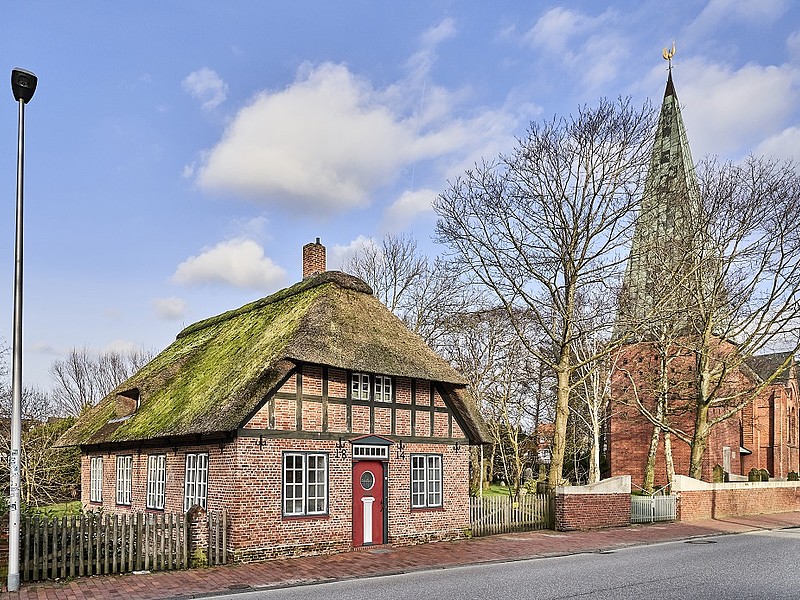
[58,271,487,448]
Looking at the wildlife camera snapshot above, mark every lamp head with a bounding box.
[11,69,37,104]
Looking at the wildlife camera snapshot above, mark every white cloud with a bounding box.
[521,7,627,90]
[196,56,518,215]
[405,18,458,84]
[172,238,287,291]
[29,342,58,355]
[197,63,419,212]
[151,296,189,320]
[678,59,798,158]
[383,188,437,231]
[182,68,228,111]
[328,235,377,271]
[689,0,787,37]
[755,127,800,162]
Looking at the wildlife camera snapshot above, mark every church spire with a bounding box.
[617,49,707,339]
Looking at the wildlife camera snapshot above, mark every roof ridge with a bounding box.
[177,271,372,339]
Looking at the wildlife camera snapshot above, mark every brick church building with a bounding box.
[609,67,800,486]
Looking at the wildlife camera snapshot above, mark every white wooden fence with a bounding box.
[470,494,553,536]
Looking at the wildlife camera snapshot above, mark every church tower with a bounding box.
[617,62,710,339]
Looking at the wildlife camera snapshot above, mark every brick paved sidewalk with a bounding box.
[4,511,800,600]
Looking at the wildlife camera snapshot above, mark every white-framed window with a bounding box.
[351,372,370,400]
[374,375,392,402]
[184,453,209,512]
[146,454,166,510]
[411,454,442,509]
[115,455,132,505]
[283,452,328,517]
[90,456,103,503]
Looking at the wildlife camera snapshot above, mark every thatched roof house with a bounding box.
[60,241,487,560]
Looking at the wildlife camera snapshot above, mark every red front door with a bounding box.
[352,460,384,546]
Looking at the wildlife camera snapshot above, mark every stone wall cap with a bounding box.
[557,475,631,495]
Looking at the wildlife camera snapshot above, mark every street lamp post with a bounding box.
[7,67,37,594]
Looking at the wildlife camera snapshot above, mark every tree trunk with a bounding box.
[643,424,660,493]
[643,391,665,492]
[689,403,711,480]
[548,366,571,490]
[664,431,675,486]
[588,414,601,484]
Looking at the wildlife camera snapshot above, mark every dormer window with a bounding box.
[115,388,140,418]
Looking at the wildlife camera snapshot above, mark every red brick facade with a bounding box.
[610,342,800,486]
[673,475,800,521]
[81,362,471,561]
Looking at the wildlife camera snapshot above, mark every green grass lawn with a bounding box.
[478,483,517,497]
[34,500,83,517]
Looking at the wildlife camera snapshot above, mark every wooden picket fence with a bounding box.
[19,510,227,582]
[470,493,554,536]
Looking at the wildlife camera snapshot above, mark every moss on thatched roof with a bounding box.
[58,271,486,447]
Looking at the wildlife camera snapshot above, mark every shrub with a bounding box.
[788,471,799,481]
[748,468,761,482]
[759,468,770,482]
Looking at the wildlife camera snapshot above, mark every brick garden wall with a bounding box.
[673,475,800,521]
[555,476,631,531]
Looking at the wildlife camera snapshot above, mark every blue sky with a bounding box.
[0,0,798,391]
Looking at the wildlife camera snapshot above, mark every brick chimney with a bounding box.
[302,238,326,279]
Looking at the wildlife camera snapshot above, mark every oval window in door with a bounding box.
[360,470,375,491]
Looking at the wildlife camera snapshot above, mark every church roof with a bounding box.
[617,69,710,337]
[744,351,796,384]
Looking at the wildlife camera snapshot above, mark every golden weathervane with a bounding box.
[662,42,676,70]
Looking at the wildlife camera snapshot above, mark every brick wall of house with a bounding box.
[83,362,473,562]
[83,439,469,561]
[229,437,468,561]
[81,444,232,515]
[387,442,470,545]
[673,475,800,521]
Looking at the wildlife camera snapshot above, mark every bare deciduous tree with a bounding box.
[435,98,656,489]
[50,346,154,416]
[0,373,80,510]
[344,233,468,348]
[441,308,544,497]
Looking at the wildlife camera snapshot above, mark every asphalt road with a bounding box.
[212,528,800,600]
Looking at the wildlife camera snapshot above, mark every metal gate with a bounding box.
[631,494,676,523]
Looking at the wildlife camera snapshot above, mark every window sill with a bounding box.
[411,506,444,512]
[281,513,330,521]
